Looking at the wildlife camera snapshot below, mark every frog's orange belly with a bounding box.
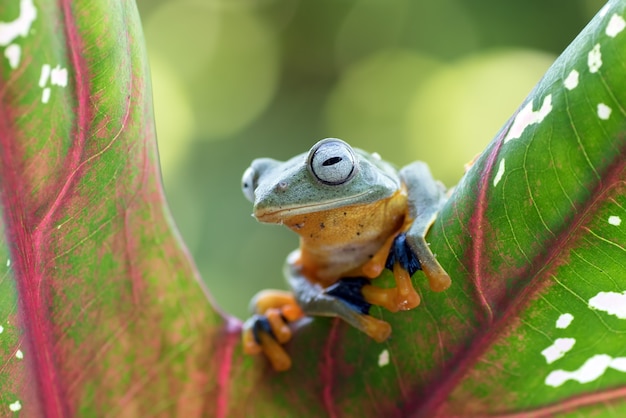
[291,191,409,287]
[299,240,385,286]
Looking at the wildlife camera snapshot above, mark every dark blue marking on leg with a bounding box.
[251,314,275,344]
[385,233,422,276]
[326,277,371,315]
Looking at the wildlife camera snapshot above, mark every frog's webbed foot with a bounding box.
[242,290,304,371]
[366,232,423,312]
[364,230,450,314]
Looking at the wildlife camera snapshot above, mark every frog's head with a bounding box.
[242,138,401,224]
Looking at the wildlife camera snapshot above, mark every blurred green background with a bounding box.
[136,0,604,319]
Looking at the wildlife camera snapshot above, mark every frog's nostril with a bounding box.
[276,181,288,191]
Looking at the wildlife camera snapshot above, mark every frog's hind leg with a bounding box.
[400,162,452,292]
[287,265,392,343]
[324,278,392,342]
[243,290,304,371]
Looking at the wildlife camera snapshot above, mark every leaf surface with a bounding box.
[0,0,234,416]
[221,2,626,417]
[1,0,626,417]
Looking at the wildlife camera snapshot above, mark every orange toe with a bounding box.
[393,264,420,310]
[266,308,292,344]
[242,329,262,355]
[357,315,392,343]
[258,331,292,371]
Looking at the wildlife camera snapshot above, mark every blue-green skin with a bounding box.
[248,148,401,222]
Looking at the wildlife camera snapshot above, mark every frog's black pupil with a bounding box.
[322,156,342,166]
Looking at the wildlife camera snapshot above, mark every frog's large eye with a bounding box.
[241,166,256,202]
[308,138,357,185]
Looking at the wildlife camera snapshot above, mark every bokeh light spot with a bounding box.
[192,10,279,140]
[325,49,442,161]
[144,1,219,80]
[145,2,280,142]
[408,49,555,185]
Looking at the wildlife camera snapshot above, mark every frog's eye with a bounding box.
[308,138,357,185]
[241,166,256,202]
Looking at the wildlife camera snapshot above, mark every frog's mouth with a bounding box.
[254,192,375,223]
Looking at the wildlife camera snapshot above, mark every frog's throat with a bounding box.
[254,190,379,223]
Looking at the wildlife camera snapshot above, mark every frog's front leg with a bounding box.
[399,161,452,292]
[359,162,451,312]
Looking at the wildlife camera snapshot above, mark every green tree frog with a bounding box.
[241,138,451,371]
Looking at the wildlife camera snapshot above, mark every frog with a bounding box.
[240,138,451,371]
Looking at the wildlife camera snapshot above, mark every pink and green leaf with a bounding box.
[1,0,233,416]
[1,0,625,417]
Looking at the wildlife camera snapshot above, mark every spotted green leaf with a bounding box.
[218,2,626,416]
[1,0,625,417]
[0,0,230,416]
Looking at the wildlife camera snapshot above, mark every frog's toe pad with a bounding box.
[326,277,371,315]
[385,233,421,276]
[357,314,392,342]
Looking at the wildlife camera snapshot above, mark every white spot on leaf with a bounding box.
[39,64,69,104]
[378,349,389,367]
[0,325,3,334]
[504,95,553,143]
[556,313,574,329]
[6,259,10,267]
[493,158,505,187]
[4,43,20,69]
[545,354,626,387]
[541,338,575,364]
[563,70,579,90]
[589,291,626,319]
[50,65,68,87]
[608,215,622,226]
[0,0,37,46]
[597,103,612,120]
[38,64,51,87]
[9,400,21,412]
[41,87,51,104]
[606,14,626,37]
[588,44,602,73]
[15,349,23,359]
[613,357,626,372]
